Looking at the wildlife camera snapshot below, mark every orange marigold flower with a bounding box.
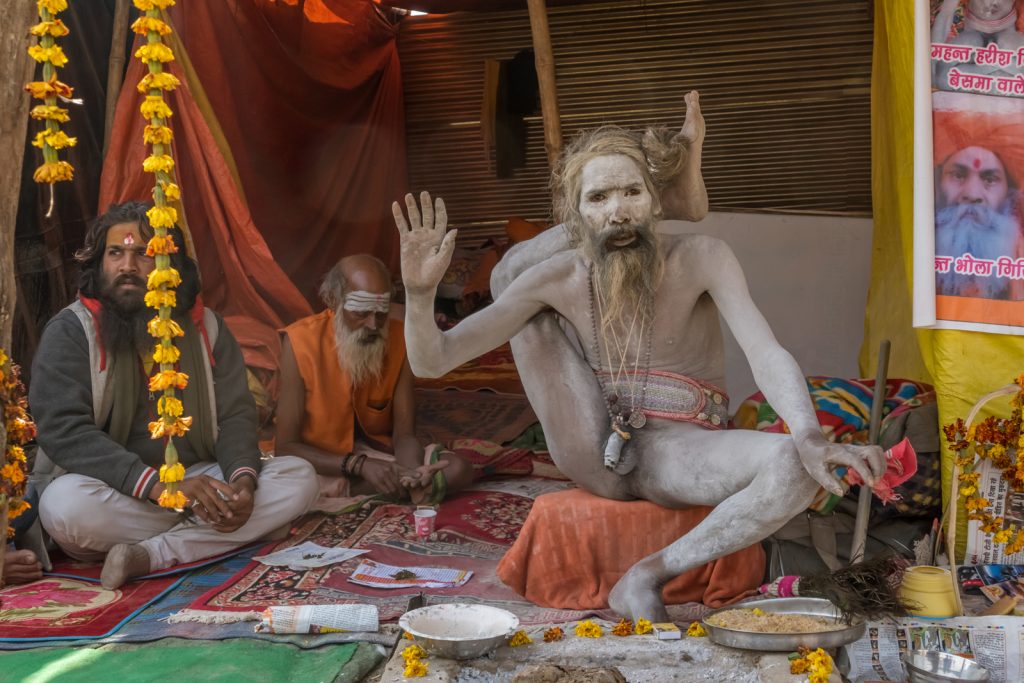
[148,369,188,392]
[38,0,69,13]
[147,234,178,257]
[611,619,634,636]
[157,395,184,418]
[159,462,185,483]
[543,627,564,642]
[152,342,181,364]
[134,0,176,10]
[158,488,188,510]
[7,445,27,463]
[33,160,74,183]
[161,181,181,201]
[965,496,991,512]
[8,498,31,520]
[131,15,172,36]
[147,316,184,340]
[147,267,181,289]
[32,129,77,150]
[29,19,70,38]
[137,71,180,93]
[148,415,192,439]
[1,463,26,486]
[145,288,177,310]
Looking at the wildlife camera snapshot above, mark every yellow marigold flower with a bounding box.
[135,42,175,64]
[140,96,174,120]
[633,618,652,635]
[30,104,70,122]
[157,395,184,418]
[402,660,428,678]
[965,496,991,512]
[574,620,603,638]
[543,627,564,642]
[131,15,172,36]
[401,645,426,662]
[159,462,185,483]
[33,161,74,183]
[148,316,184,340]
[148,416,192,439]
[752,607,765,616]
[134,0,176,10]
[147,267,181,289]
[38,0,69,12]
[137,71,180,93]
[8,498,31,520]
[509,630,533,647]
[960,484,978,498]
[7,445,27,463]
[152,343,181,364]
[27,44,69,67]
[0,348,7,366]
[790,658,811,675]
[147,205,178,228]
[149,370,188,392]
[145,288,177,310]
[611,619,634,636]
[143,124,174,146]
[402,631,414,640]
[32,130,77,150]
[990,444,1007,459]
[808,671,830,683]
[142,154,175,174]
[686,622,707,637]
[29,19,70,38]
[158,488,188,510]
[1,463,26,486]
[147,234,178,257]
[161,182,181,201]
[994,528,1014,544]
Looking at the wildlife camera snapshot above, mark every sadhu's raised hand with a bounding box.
[392,191,457,294]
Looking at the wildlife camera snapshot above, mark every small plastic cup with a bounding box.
[413,508,437,539]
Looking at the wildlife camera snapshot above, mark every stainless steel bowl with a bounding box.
[903,649,990,682]
[701,597,866,651]
[398,603,520,660]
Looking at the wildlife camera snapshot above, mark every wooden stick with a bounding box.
[526,0,562,168]
[849,339,890,564]
[104,0,132,156]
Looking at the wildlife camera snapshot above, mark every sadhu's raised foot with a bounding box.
[608,561,671,622]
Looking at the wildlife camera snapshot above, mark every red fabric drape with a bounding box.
[170,0,408,302]
[100,0,408,386]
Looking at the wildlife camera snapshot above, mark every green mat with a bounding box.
[0,637,383,683]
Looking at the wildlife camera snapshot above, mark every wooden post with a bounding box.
[526,0,562,168]
[104,0,132,155]
[0,0,40,591]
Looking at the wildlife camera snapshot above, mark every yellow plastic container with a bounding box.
[900,566,959,618]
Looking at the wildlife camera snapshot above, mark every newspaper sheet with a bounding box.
[965,458,1024,565]
[843,615,1022,683]
[255,604,379,634]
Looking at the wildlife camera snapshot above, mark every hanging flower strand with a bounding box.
[0,348,36,587]
[26,0,77,201]
[132,0,188,510]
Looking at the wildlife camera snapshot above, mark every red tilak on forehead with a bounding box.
[973,157,982,170]
[123,233,135,245]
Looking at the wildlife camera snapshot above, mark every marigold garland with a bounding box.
[133,0,188,510]
[0,349,35,539]
[26,0,77,187]
[943,374,1024,555]
[789,647,834,683]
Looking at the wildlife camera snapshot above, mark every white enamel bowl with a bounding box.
[399,603,520,660]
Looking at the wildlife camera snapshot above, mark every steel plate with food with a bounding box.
[701,597,866,651]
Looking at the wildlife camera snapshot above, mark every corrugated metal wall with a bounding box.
[398,0,873,248]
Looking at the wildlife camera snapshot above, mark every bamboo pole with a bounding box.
[849,339,890,564]
[104,0,132,156]
[0,0,43,591]
[525,0,562,168]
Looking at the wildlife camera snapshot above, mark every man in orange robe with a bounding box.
[277,254,472,502]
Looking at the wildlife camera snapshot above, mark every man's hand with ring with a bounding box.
[151,475,236,524]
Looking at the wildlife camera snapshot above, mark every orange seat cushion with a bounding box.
[497,488,765,610]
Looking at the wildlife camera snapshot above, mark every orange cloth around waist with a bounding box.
[283,309,406,455]
[497,488,764,609]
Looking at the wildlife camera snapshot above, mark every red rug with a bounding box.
[189,480,592,624]
[0,574,181,641]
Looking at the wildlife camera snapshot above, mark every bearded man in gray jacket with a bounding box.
[31,202,317,589]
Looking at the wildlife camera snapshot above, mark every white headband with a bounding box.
[343,290,390,313]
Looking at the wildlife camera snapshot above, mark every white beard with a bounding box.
[935,202,1021,299]
[332,311,388,387]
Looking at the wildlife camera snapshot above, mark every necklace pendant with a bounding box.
[628,411,647,429]
[604,430,627,470]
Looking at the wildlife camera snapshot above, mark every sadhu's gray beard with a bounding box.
[584,223,663,331]
[332,312,389,387]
